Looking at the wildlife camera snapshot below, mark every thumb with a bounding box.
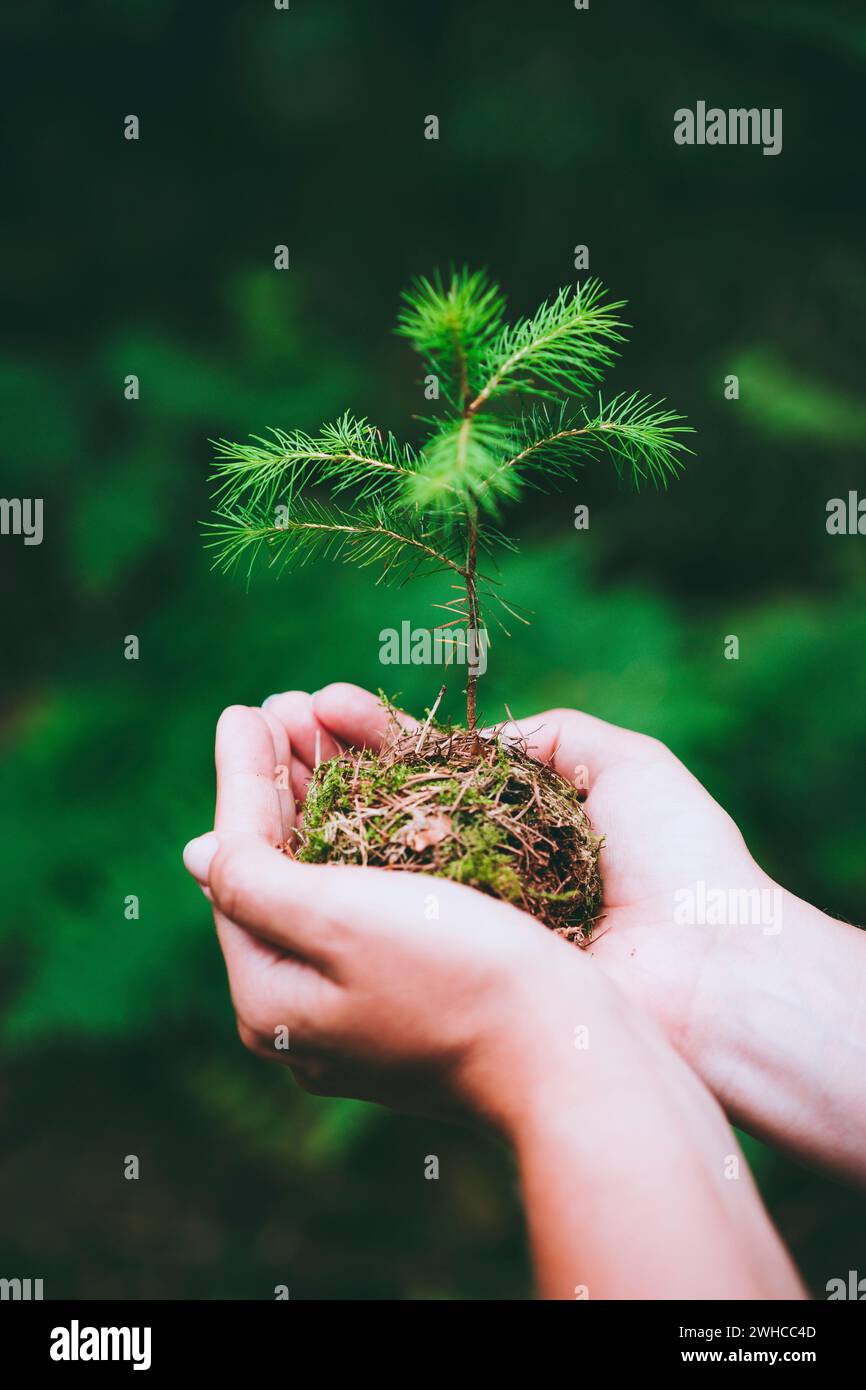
[207,834,348,969]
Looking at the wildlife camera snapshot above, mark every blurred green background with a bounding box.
[1,0,865,1298]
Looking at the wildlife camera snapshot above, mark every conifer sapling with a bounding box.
[207,270,693,943]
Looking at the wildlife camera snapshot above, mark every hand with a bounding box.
[182,703,594,1132]
[290,684,866,1182]
[266,683,761,1040]
[183,698,805,1299]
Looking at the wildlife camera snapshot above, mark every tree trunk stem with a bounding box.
[465,507,479,733]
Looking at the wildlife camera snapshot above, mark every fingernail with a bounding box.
[183,832,219,883]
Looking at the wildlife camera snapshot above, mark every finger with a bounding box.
[208,836,347,968]
[217,909,284,1007]
[220,923,336,1044]
[262,690,343,771]
[290,757,314,806]
[184,827,288,1012]
[183,830,219,885]
[208,834,495,964]
[208,709,309,1021]
[214,705,283,844]
[216,905,341,1055]
[259,705,297,833]
[312,683,417,751]
[485,708,663,790]
[184,813,286,1016]
[205,840,293,1025]
[237,1017,278,1062]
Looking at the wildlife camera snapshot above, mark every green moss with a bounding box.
[295,732,603,942]
[302,756,526,902]
[302,758,354,829]
[444,818,523,901]
[300,829,337,864]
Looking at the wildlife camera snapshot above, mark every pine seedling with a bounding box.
[207,269,693,942]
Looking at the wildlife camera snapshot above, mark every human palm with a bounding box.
[577,748,767,1044]
[187,682,865,1181]
[262,683,766,1050]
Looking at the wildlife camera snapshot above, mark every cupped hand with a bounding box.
[270,684,767,1051]
[190,683,866,1184]
[183,703,594,1132]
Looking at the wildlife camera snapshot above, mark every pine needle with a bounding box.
[469,278,627,409]
[396,267,506,408]
[204,496,465,586]
[206,269,694,651]
[210,412,420,513]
